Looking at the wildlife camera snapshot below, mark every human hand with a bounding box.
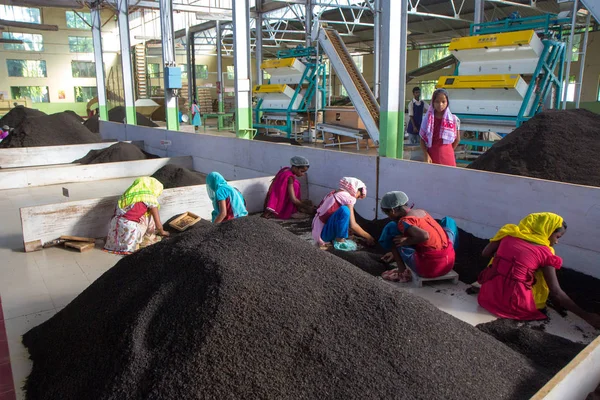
[393,236,408,246]
[381,252,394,263]
[364,236,376,247]
[158,229,170,237]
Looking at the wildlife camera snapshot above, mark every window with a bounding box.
[7,59,47,77]
[69,36,93,53]
[195,65,208,79]
[147,63,160,78]
[417,80,438,100]
[419,46,450,67]
[10,86,49,103]
[324,59,330,75]
[2,32,44,51]
[71,61,95,78]
[351,55,363,73]
[74,86,97,102]
[0,6,41,24]
[150,86,162,96]
[227,65,235,79]
[66,11,92,29]
[340,86,348,97]
[563,75,576,102]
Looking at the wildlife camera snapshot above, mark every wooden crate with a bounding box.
[169,212,202,232]
[324,107,366,130]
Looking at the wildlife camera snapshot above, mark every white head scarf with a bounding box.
[339,177,367,197]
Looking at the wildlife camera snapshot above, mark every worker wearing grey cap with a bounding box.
[263,155,315,219]
[378,191,458,283]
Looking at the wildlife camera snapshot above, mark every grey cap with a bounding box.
[2,125,8,130]
[290,155,309,167]
[381,191,409,209]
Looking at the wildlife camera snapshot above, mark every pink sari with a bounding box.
[264,167,300,219]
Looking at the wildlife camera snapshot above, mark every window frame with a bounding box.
[68,35,94,53]
[0,5,41,24]
[6,59,47,78]
[73,86,98,102]
[10,86,49,103]
[2,32,44,51]
[65,10,92,30]
[71,60,96,78]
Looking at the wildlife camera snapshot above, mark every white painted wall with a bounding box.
[20,176,274,249]
[98,121,600,278]
[99,121,379,218]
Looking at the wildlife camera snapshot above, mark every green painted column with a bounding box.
[236,107,253,139]
[98,104,108,121]
[379,110,399,158]
[125,105,137,125]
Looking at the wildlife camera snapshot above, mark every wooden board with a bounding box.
[64,241,95,252]
[20,176,274,251]
[0,156,192,190]
[0,141,143,169]
[59,235,95,243]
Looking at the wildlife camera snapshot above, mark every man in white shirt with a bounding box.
[407,87,429,144]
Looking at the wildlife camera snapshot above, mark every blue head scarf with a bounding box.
[206,172,248,222]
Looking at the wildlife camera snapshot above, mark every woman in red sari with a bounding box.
[262,156,313,219]
[419,88,460,167]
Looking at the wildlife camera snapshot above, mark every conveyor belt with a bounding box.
[318,27,380,143]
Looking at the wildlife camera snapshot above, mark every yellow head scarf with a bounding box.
[490,212,564,254]
[489,212,564,309]
[118,177,164,210]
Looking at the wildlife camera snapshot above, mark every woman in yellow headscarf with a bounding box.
[477,212,600,328]
[104,177,170,255]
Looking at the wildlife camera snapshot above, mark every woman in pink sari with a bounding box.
[263,156,313,219]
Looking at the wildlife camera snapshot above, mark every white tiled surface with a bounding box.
[0,176,597,399]
[0,178,130,398]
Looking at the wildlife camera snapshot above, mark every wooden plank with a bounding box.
[532,335,600,400]
[0,141,143,169]
[0,156,192,190]
[64,241,95,252]
[20,176,274,251]
[59,235,95,243]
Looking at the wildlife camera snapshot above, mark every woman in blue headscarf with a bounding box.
[206,172,248,223]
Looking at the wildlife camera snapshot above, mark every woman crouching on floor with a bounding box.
[262,156,315,219]
[104,177,169,255]
[312,177,375,251]
[378,191,457,283]
[477,212,600,328]
[206,172,248,223]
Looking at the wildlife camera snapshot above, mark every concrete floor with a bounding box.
[0,174,597,399]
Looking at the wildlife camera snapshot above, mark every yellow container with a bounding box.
[260,58,297,69]
[436,74,521,89]
[253,84,288,94]
[449,30,535,51]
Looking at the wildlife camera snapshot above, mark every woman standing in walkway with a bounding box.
[419,88,460,167]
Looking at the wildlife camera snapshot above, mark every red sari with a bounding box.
[264,167,300,219]
[427,118,456,166]
[477,236,562,320]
